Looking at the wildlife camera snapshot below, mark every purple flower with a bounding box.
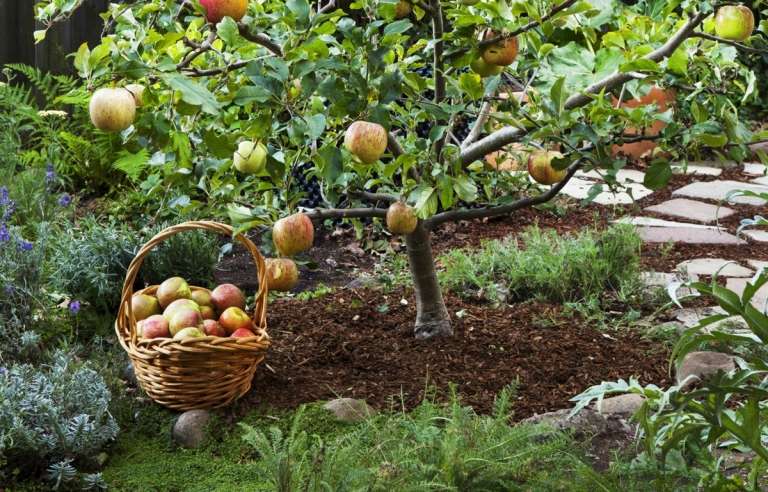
[69,300,81,314]
[45,163,56,183]
[1,200,14,221]
[0,224,9,243]
[18,239,33,251]
[0,367,6,377]
[0,187,8,206]
[58,193,72,207]
[3,284,13,295]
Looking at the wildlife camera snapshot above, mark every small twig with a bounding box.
[304,207,388,220]
[238,23,284,57]
[177,31,217,70]
[692,32,767,54]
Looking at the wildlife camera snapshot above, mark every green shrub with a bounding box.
[140,224,220,289]
[438,224,642,304]
[0,350,117,490]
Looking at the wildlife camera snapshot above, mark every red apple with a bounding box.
[715,5,754,42]
[211,283,246,311]
[191,290,214,307]
[394,0,412,19]
[173,327,205,340]
[89,88,136,133]
[527,150,567,185]
[199,0,248,23]
[141,314,171,339]
[481,32,518,66]
[231,328,256,338]
[219,306,253,335]
[156,277,192,308]
[344,121,388,164]
[200,305,217,320]
[265,258,300,291]
[273,213,314,257]
[203,319,227,337]
[386,202,418,235]
[168,308,203,337]
[131,294,160,321]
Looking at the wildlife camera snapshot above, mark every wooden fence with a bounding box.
[0,0,110,74]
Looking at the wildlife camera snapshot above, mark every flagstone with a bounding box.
[671,164,722,176]
[614,217,717,230]
[644,198,735,224]
[672,180,768,206]
[676,258,753,278]
[725,278,768,311]
[743,162,767,176]
[636,226,746,245]
[561,177,654,205]
[743,230,768,242]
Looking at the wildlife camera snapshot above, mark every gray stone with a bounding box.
[672,164,723,176]
[636,226,746,245]
[640,271,676,288]
[123,361,137,386]
[674,306,728,328]
[596,394,645,418]
[522,408,632,439]
[747,260,768,271]
[676,351,735,387]
[561,177,654,205]
[672,180,768,206]
[744,230,768,243]
[323,398,375,423]
[172,410,211,449]
[644,198,735,224]
[743,162,767,176]
[676,258,753,278]
[614,216,715,230]
[725,277,768,311]
[344,275,379,290]
[753,176,768,186]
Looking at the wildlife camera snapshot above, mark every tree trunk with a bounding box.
[405,223,452,339]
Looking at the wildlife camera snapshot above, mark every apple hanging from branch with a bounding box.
[344,121,388,164]
[89,88,136,132]
[714,5,754,42]
[199,0,248,23]
[527,150,567,185]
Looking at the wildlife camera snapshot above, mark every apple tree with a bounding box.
[35,0,767,338]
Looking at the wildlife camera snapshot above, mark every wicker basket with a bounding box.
[115,221,270,411]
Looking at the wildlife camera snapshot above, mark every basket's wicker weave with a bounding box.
[115,221,270,411]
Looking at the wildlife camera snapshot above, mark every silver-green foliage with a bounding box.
[0,350,118,489]
[438,223,642,304]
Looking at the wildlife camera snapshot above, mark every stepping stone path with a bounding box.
[636,226,745,245]
[744,230,768,243]
[644,198,735,224]
[676,351,736,388]
[743,162,767,176]
[676,258,753,278]
[672,180,768,205]
[671,164,723,176]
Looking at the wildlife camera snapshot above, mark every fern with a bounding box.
[114,148,150,182]
[4,63,78,106]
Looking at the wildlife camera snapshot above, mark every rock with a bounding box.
[725,277,768,310]
[614,216,715,230]
[753,176,768,186]
[674,306,728,328]
[595,394,644,418]
[671,164,723,176]
[676,351,735,388]
[123,361,137,386]
[636,226,746,245]
[672,180,768,206]
[561,177,654,205]
[172,410,211,448]
[640,271,676,288]
[644,198,735,224]
[743,162,767,176]
[747,260,768,271]
[344,275,379,290]
[323,398,375,423]
[743,230,768,243]
[676,258,753,278]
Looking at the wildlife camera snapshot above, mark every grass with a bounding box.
[438,224,643,306]
[100,389,658,492]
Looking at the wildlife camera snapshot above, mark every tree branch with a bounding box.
[692,32,766,54]
[387,132,405,157]
[177,31,217,70]
[238,23,284,57]
[423,159,585,229]
[432,0,447,161]
[304,207,388,220]
[182,59,252,76]
[459,11,707,165]
[480,0,578,49]
[461,101,492,149]
[350,191,399,203]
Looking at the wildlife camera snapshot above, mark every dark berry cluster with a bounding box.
[290,163,324,209]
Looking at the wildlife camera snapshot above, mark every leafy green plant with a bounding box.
[0,350,117,490]
[439,223,642,305]
[140,224,221,288]
[572,269,768,491]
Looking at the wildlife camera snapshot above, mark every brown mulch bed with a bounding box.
[249,288,671,420]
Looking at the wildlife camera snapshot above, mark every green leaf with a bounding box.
[305,114,327,139]
[459,72,484,100]
[163,74,221,115]
[698,133,728,148]
[667,46,688,75]
[619,59,660,73]
[550,76,566,116]
[317,146,343,183]
[452,175,478,202]
[113,149,149,182]
[383,19,412,36]
[287,0,310,23]
[234,85,274,105]
[217,17,239,45]
[643,160,672,190]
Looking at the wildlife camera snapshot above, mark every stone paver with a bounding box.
[596,394,645,417]
[743,230,768,243]
[752,176,768,186]
[671,164,723,176]
[743,162,767,176]
[677,351,736,388]
[672,180,768,206]
[747,260,768,271]
[614,216,717,230]
[637,226,746,245]
[644,198,735,224]
[725,278,768,310]
[173,410,211,449]
[676,258,753,278]
[561,177,654,205]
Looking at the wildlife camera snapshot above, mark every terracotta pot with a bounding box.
[610,86,675,160]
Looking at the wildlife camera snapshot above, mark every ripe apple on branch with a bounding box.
[54,0,766,339]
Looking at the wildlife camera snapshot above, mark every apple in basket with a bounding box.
[191,290,214,308]
[231,328,256,338]
[173,327,205,340]
[163,298,201,319]
[219,306,253,335]
[203,319,227,337]
[211,283,246,311]
[169,308,204,337]
[156,277,192,308]
[200,305,217,320]
[141,314,171,339]
[131,293,160,321]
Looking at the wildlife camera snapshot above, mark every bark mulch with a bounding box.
[249,288,671,420]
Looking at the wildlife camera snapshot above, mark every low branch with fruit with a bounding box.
[46,0,768,338]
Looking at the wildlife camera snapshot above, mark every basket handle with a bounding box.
[117,221,268,345]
